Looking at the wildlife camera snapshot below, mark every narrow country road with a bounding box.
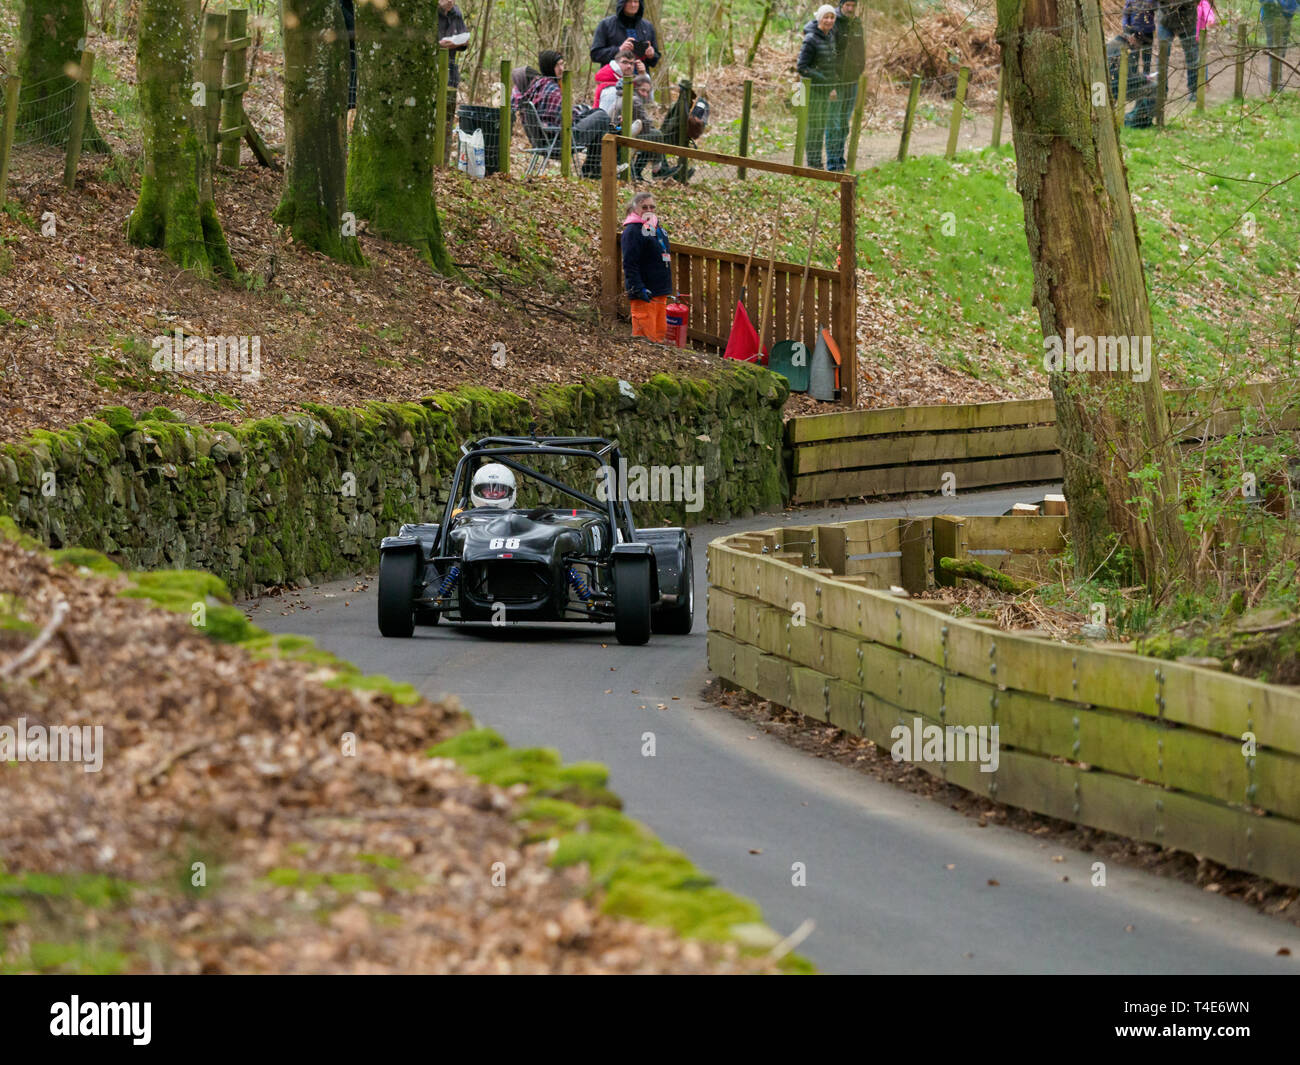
[246,486,1300,974]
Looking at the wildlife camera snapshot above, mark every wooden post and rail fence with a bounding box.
[598,135,859,407]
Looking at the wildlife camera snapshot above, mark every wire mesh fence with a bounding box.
[445,11,1299,183]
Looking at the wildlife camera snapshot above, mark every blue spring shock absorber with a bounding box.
[436,565,460,599]
[567,567,593,602]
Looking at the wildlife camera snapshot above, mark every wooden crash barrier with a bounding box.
[707,521,1300,887]
[787,380,1299,504]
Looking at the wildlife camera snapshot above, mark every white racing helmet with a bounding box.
[471,463,517,509]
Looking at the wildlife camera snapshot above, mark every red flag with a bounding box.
[723,301,766,363]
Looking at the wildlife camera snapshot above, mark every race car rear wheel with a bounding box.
[377,550,417,638]
[614,557,653,646]
[651,544,694,634]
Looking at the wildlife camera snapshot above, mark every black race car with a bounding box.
[375,435,694,645]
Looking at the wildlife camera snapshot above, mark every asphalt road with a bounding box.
[246,486,1300,974]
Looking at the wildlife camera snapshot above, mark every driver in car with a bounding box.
[452,463,517,519]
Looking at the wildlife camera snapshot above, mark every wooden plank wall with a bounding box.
[786,381,1298,505]
[707,528,1300,887]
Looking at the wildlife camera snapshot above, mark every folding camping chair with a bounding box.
[519,100,584,177]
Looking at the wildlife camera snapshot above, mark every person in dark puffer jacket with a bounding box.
[797,6,839,170]
[590,0,661,70]
[622,191,673,342]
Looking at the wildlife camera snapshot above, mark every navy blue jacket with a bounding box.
[591,0,661,68]
[622,219,672,301]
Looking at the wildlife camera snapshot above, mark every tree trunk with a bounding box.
[996,0,1189,586]
[126,0,237,279]
[345,0,452,272]
[273,0,364,265]
[17,0,110,151]
[468,0,495,103]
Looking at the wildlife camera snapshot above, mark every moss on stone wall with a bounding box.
[1,364,788,595]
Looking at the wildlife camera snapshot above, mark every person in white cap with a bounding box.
[797,5,840,169]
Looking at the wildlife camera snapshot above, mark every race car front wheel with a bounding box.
[614,557,653,646]
[377,549,417,638]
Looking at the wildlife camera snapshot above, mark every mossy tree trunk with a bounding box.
[345,0,452,272]
[126,0,237,280]
[17,0,110,151]
[995,0,1189,587]
[273,0,364,265]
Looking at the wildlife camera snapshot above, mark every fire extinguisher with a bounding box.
[665,295,689,348]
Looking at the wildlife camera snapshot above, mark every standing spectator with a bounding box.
[797,6,839,170]
[1261,0,1296,72]
[1156,0,1200,99]
[827,0,865,172]
[1122,0,1156,75]
[622,191,673,342]
[522,50,615,178]
[438,0,471,166]
[591,0,661,71]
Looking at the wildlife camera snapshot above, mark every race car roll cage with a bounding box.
[417,436,652,619]
[433,435,640,554]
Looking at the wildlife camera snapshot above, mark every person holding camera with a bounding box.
[591,0,661,72]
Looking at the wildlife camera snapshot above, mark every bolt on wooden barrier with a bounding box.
[991,65,1005,148]
[560,69,573,178]
[499,59,512,175]
[220,8,250,168]
[0,75,20,206]
[738,79,752,179]
[898,74,921,162]
[62,50,95,189]
[945,66,970,159]
[847,74,867,170]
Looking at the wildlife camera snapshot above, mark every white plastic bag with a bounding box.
[456,128,486,179]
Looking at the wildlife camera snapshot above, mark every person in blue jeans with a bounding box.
[1261,0,1296,76]
[1156,0,1200,99]
[1108,33,1157,126]
[826,0,865,172]
[797,6,839,170]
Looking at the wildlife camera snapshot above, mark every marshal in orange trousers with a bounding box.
[630,295,669,343]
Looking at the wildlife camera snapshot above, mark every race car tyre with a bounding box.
[614,557,653,646]
[377,550,417,638]
[651,544,694,634]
